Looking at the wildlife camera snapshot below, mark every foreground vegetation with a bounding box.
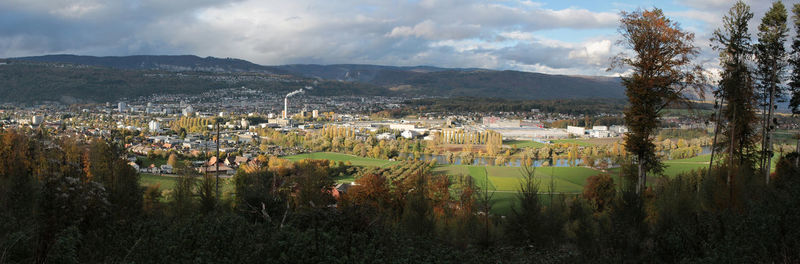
[3,129,800,263]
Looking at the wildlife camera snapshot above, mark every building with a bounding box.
[389,124,415,131]
[31,116,44,126]
[148,120,160,131]
[567,126,586,136]
[401,130,417,139]
[482,117,521,128]
[376,133,395,140]
[182,105,194,116]
[592,125,608,131]
[118,102,127,112]
[268,118,291,127]
[610,125,628,134]
[312,110,319,118]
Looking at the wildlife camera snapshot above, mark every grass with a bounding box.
[282,152,398,167]
[141,173,176,190]
[504,140,545,148]
[137,155,167,167]
[435,164,602,194]
[139,173,234,194]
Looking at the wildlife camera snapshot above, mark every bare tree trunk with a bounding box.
[729,104,736,186]
[765,84,776,185]
[796,135,799,167]
[637,160,645,194]
[708,97,724,182]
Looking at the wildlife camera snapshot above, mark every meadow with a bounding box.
[282,152,399,167]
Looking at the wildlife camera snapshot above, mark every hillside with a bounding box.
[4,54,627,102]
[12,54,286,74]
[0,60,389,103]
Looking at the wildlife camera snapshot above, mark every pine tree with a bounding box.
[755,1,789,184]
[710,1,757,192]
[788,3,800,165]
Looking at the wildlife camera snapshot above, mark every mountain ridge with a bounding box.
[4,54,626,102]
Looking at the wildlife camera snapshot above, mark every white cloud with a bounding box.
[0,0,781,76]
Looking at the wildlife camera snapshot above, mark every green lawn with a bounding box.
[137,155,167,167]
[435,164,602,194]
[282,152,398,167]
[504,140,545,148]
[140,173,176,190]
[139,173,234,193]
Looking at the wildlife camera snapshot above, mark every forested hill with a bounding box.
[0,60,389,104]
[4,54,626,102]
[12,54,286,74]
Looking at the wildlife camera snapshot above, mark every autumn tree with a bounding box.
[710,1,758,192]
[755,1,789,184]
[167,153,178,168]
[583,174,616,212]
[343,173,391,212]
[612,8,705,194]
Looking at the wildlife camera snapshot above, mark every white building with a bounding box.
[240,118,249,129]
[31,116,44,126]
[148,120,160,131]
[610,125,628,134]
[567,126,586,136]
[389,124,415,131]
[589,130,612,138]
[182,105,194,116]
[118,102,127,112]
[592,125,608,131]
[312,110,319,118]
[401,130,416,139]
[376,133,395,140]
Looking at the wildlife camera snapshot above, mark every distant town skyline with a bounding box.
[0,0,784,76]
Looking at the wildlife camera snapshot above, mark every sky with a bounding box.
[0,0,791,76]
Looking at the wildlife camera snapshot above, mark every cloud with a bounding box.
[0,0,783,76]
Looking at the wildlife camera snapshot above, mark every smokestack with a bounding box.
[283,87,309,119]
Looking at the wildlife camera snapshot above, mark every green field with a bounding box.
[139,173,234,193]
[503,140,545,148]
[435,164,601,194]
[282,152,398,167]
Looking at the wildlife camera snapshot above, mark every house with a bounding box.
[128,162,140,171]
[332,183,353,199]
[234,156,249,166]
[160,164,173,174]
[401,130,416,139]
[376,133,395,140]
[223,156,237,167]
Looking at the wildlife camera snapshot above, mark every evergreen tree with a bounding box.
[710,1,757,193]
[755,1,789,184]
[789,3,800,164]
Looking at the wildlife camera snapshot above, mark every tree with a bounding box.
[612,8,705,194]
[755,1,789,184]
[506,166,544,245]
[167,153,178,168]
[710,1,757,195]
[583,174,616,212]
[789,3,800,166]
